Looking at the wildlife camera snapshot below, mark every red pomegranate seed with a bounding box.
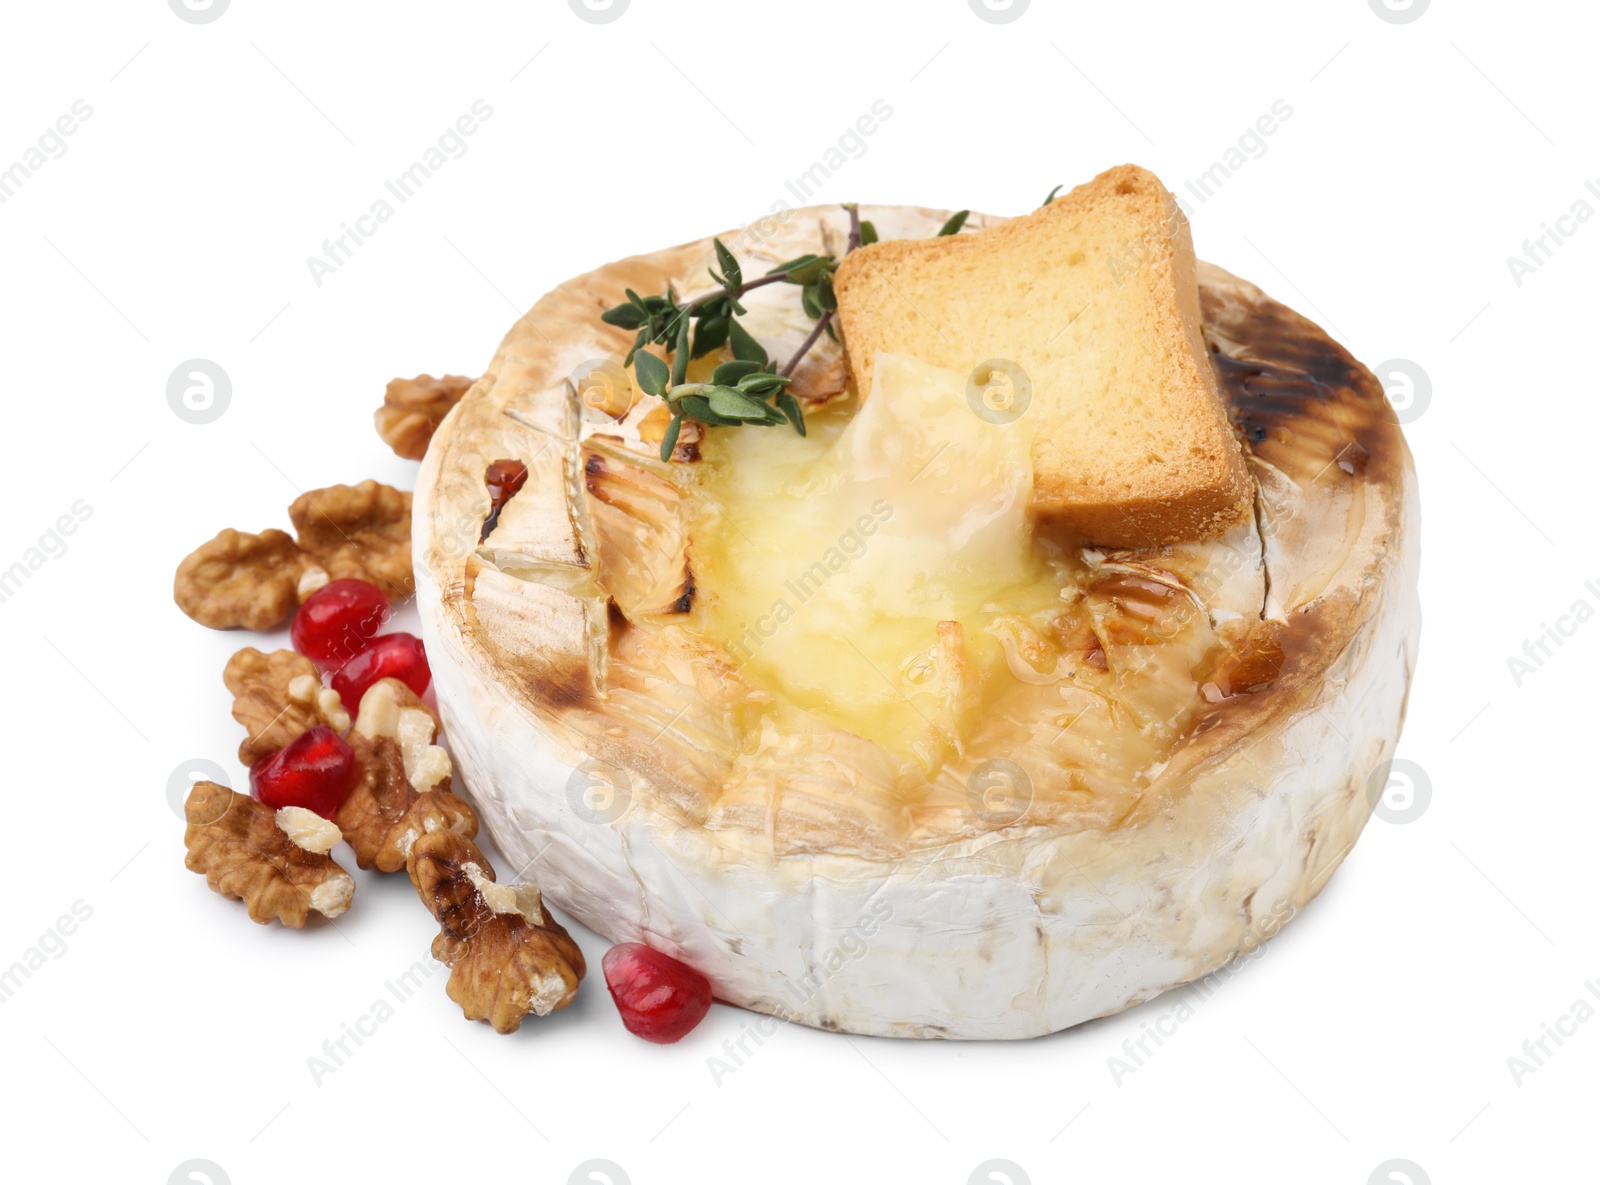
[485,458,529,499]
[602,943,713,1044]
[330,632,431,713]
[291,579,392,665]
[481,458,530,542]
[250,725,356,818]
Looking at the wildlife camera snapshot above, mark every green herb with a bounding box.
[1042,184,1063,206]
[632,349,669,397]
[937,210,970,236]
[843,202,877,252]
[659,410,683,458]
[727,317,767,366]
[599,202,926,460]
[602,206,872,459]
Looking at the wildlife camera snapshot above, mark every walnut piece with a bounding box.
[376,374,475,460]
[335,679,477,872]
[174,528,307,631]
[275,806,343,853]
[224,647,350,765]
[175,480,414,631]
[351,678,452,792]
[297,565,332,599]
[789,348,849,405]
[289,480,414,600]
[184,782,355,926]
[637,402,703,459]
[340,735,479,873]
[407,831,584,1032]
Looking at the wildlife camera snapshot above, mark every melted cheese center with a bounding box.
[691,353,1064,763]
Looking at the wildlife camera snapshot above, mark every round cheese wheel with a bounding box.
[414,205,1420,1040]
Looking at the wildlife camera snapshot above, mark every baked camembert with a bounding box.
[414,168,1420,1039]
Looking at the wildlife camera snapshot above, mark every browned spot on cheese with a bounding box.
[673,564,695,615]
[1203,283,1404,495]
[1197,625,1288,701]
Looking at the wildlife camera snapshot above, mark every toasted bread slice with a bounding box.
[833,165,1252,546]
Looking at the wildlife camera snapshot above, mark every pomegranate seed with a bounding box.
[602,943,713,1044]
[291,579,392,665]
[330,632,431,713]
[485,458,529,499]
[250,726,356,818]
[481,458,530,542]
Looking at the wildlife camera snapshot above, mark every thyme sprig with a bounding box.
[603,203,882,460]
[846,201,880,251]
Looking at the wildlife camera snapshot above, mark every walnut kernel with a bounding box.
[376,374,475,460]
[224,647,348,765]
[289,481,414,599]
[184,782,355,926]
[174,528,306,631]
[335,679,477,872]
[407,831,585,1032]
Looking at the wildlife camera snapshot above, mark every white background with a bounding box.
[1,1,1593,1182]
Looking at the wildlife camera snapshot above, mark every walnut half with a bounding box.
[336,679,477,872]
[174,528,307,631]
[407,831,585,1033]
[288,481,413,600]
[224,647,350,765]
[175,480,415,631]
[184,782,355,927]
[376,374,475,460]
